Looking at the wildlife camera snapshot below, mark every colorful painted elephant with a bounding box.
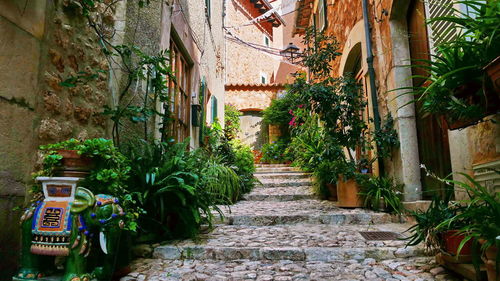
[14,177,125,281]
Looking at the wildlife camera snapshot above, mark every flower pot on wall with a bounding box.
[336,176,364,208]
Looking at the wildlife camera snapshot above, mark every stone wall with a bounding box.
[225,0,282,85]
[0,0,122,277]
[297,0,500,201]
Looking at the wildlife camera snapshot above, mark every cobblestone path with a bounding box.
[122,165,458,281]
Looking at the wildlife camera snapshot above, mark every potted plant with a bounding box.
[406,194,471,258]
[438,173,500,280]
[359,177,403,214]
[400,0,500,130]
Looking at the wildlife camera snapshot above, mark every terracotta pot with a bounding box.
[485,56,500,94]
[441,230,473,257]
[326,183,337,201]
[336,176,364,208]
[56,149,94,171]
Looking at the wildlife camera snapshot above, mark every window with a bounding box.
[205,0,211,22]
[260,73,267,84]
[263,35,270,47]
[316,0,327,31]
[168,39,191,142]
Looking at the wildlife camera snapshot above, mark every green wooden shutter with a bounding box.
[211,96,218,123]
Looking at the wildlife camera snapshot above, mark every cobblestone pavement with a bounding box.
[122,165,459,281]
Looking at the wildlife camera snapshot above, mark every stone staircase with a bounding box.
[122,164,458,281]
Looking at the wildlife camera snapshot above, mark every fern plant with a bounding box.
[202,158,241,204]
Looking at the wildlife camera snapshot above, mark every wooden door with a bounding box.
[407,0,453,199]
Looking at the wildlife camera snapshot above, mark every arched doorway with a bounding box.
[239,109,267,151]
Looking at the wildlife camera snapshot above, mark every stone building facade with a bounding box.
[225,83,285,149]
[293,0,499,202]
[225,0,303,150]
[0,0,225,276]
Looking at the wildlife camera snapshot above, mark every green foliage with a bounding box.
[261,139,290,164]
[263,86,302,127]
[374,114,399,159]
[302,28,342,78]
[229,139,257,194]
[124,139,222,240]
[204,122,257,196]
[360,177,403,214]
[224,104,242,140]
[39,138,138,231]
[202,158,240,204]
[436,173,500,271]
[396,0,500,126]
[405,195,458,253]
[312,161,338,199]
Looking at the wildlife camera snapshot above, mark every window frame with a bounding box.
[168,39,192,142]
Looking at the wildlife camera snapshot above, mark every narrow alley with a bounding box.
[123,165,457,281]
[1,0,499,281]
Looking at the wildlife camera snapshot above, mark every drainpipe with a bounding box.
[362,0,385,176]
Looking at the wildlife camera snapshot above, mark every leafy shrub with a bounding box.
[124,139,221,240]
[224,104,242,140]
[202,158,240,204]
[261,139,290,164]
[360,177,403,214]
[204,122,257,197]
[229,139,257,194]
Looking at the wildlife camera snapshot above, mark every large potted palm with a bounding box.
[402,0,500,130]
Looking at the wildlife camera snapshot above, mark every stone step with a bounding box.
[255,164,290,168]
[123,256,453,281]
[255,172,312,180]
[243,186,316,201]
[216,200,401,226]
[258,178,313,188]
[152,224,422,262]
[153,244,424,262]
[255,167,301,173]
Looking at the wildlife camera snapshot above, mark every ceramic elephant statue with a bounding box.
[14,177,125,281]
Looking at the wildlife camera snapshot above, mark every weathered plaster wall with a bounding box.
[172,0,225,145]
